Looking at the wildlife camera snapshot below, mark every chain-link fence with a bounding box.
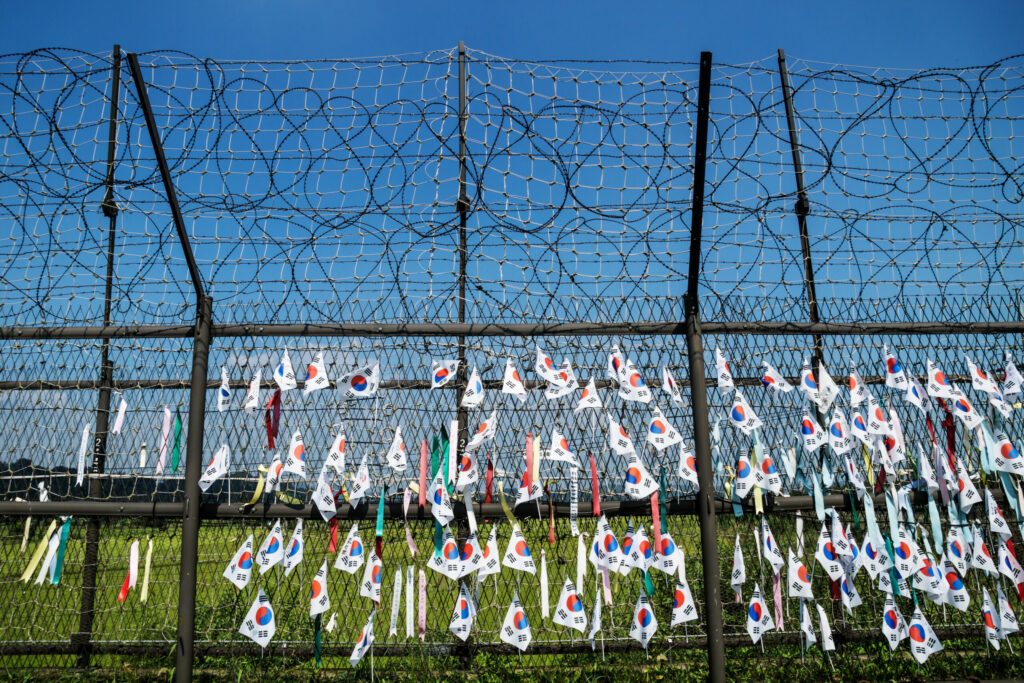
[1,45,1023,681]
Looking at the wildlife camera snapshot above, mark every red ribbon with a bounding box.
[328,517,339,553]
[589,451,601,517]
[545,483,556,545]
[650,491,663,549]
[263,389,281,449]
[485,456,494,504]
[523,432,534,491]
[418,439,428,511]
[116,573,131,604]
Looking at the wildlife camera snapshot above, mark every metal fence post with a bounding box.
[127,52,211,683]
[75,44,122,668]
[684,50,726,683]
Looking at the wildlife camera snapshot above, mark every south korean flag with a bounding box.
[787,548,813,599]
[618,358,652,404]
[548,427,579,466]
[283,518,304,576]
[729,390,762,434]
[460,366,485,408]
[589,515,622,574]
[545,359,579,400]
[312,465,337,522]
[256,519,285,574]
[607,414,636,455]
[621,524,653,574]
[534,346,561,385]
[431,359,460,389]
[198,443,230,493]
[574,378,603,413]
[334,523,366,574]
[284,429,306,478]
[646,406,683,451]
[429,526,464,580]
[309,559,331,617]
[384,426,407,472]
[503,524,537,575]
[941,555,970,612]
[908,606,943,663]
[325,424,346,474]
[630,591,658,648]
[239,589,276,648]
[360,551,383,604]
[458,531,484,577]
[349,610,375,667]
[815,522,844,581]
[345,362,380,398]
[477,526,501,578]
[500,592,532,652]
[467,410,497,451]
[624,452,659,500]
[223,534,254,589]
[449,581,477,641]
[429,472,455,526]
[456,449,479,492]
[217,366,231,412]
[881,593,908,650]
[671,577,699,626]
[553,578,588,633]
[745,584,774,644]
[652,532,681,576]
[502,358,527,402]
[303,350,330,394]
[273,349,297,392]
[677,442,698,486]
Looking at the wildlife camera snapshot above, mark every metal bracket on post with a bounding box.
[127,52,211,683]
[75,44,121,669]
[684,51,727,683]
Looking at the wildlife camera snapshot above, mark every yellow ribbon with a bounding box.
[498,488,517,526]
[863,444,874,487]
[140,537,153,603]
[244,465,268,507]
[21,520,57,583]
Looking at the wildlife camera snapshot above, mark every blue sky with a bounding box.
[2,0,1022,66]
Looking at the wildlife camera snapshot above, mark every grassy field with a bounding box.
[1,512,1023,682]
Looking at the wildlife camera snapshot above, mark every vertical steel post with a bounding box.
[454,40,473,671]
[75,44,121,668]
[777,49,824,373]
[684,51,726,683]
[127,52,211,683]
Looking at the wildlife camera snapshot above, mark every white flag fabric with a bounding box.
[111,395,128,435]
[467,410,497,451]
[761,518,784,575]
[815,522,843,580]
[624,452,659,500]
[998,540,1024,585]
[312,465,337,521]
[956,458,981,513]
[284,429,306,478]
[334,523,366,574]
[500,593,532,652]
[629,592,658,648]
[223,534,254,589]
[553,577,588,632]
[926,359,957,399]
[987,490,1013,539]
[905,376,929,413]
[574,378,603,413]
[535,346,561,384]
[652,532,681,575]
[883,345,909,390]
[816,602,835,651]
[818,363,840,411]
[385,426,407,472]
[622,525,654,574]
[828,408,853,456]
[431,359,459,389]
[449,581,477,641]
[951,392,985,429]
[662,366,685,404]
[729,391,762,434]
[548,428,579,465]
[970,525,997,576]
[349,610,375,667]
[761,362,793,393]
[345,363,381,398]
[502,358,527,402]
[1004,352,1023,396]
[429,472,454,526]
[198,443,230,492]
[908,606,943,663]
[461,366,485,408]
[239,589,276,648]
[850,410,871,446]
[75,424,90,487]
[590,515,623,574]
[745,584,774,643]
[733,454,754,499]
[941,556,970,612]
[646,406,683,451]
[866,393,891,436]
[244,369,261,412]
[731,534,746,596]
[715,348,734,392]
[303,351,330,394]
[360,552,383,603]
[273,350,297,391]
[503,525,537,575]
[588,574,603,648]
[608,345,627,385]
[309,559,330,617]
[607,415,636,455]
[283,518,304,576]
[256,519,285,574]
[798,358,820,406]
[545,359,579,400]
[998,585,1019,637]
[217,367,231,412]
[800,601,817,646]
[458,531,483,577]
[893,528,924,579]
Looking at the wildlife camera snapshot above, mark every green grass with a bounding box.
[0,513,1022,681]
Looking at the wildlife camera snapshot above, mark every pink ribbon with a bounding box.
[417,568,427,640]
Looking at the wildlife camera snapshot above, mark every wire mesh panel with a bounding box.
[1,44,1024,681]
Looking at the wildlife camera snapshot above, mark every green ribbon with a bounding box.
[376,487,386,539]
[643,569,655,596]
[883,534,901,598]
[433,521,443,555]
[51,517,72,585]
[170,411,183,473]
[313,613,322,667]
[430,434,440,478]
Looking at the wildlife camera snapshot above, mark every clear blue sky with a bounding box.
[2,0,1022,66]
